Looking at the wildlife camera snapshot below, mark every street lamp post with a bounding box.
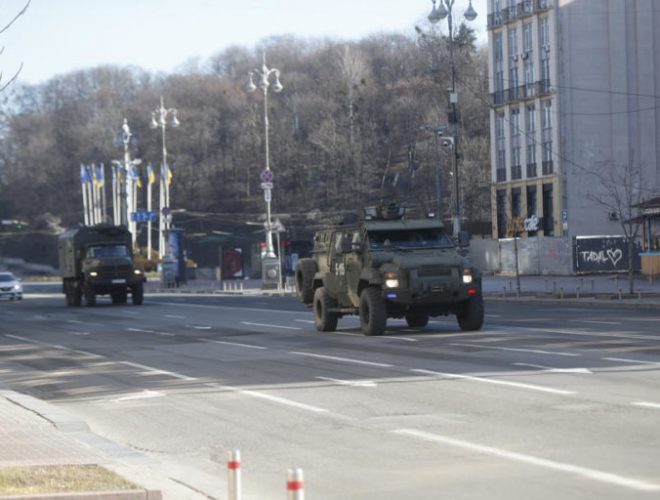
[113,119,141,248]
[247,53,283,260]
[420,124,449,219]
[427,0,477,236]
[150,96,179,260]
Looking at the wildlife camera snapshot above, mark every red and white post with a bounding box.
[286,467,304,500]
[227,449,241,500]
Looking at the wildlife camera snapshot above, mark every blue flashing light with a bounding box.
[387,293,397,299]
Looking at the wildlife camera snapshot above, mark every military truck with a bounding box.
[295,204,483,335]
[58,225,146,307]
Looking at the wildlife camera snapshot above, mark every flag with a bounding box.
[79,164,90,184]
[147,164,155,185]
[111,165,116,185]
[96,164,105,187]
[166,164,172,185]
[137,176,143,189]
[91,164,99,187]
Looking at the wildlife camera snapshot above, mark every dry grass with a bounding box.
[0,465,136,494]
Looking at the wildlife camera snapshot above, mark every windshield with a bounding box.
[0,273,15,282]
[368,228,454,250]
[86,244,130,258]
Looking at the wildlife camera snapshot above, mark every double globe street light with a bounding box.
[247,54,284,290]
[427,0,477,237]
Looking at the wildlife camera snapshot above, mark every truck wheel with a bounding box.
[72,287,82,306]
[83,286,96,307]
[456,294,484,331]
[295,259,317,305]
[313,287,338,332]
[132,284,144,305]
[405,314,429,328]
[359,288,386,336]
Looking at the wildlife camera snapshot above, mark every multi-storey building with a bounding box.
[486,0,660,272]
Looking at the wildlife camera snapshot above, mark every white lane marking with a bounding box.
[316,376,377,388]
[126,328,175,337]
[114,390,165,402]
[412,368,575,395]
[201,339,268,351]
[5,335,102,358]
[290,351,394,368]
[149,300,310,316]
[603,357,660,366]
[208,383,328,414]
[5,334,39,344]
[119,361,196,381]
[539,328,659,342]
[392,429,660,493]
[384,336,418,342]
[193,326,212,330]
[451,342,581,358]
[68,332,90,336]
[122,311,140,316]
[66,319,83,324]
[485,314,502,318]
[241,322,302,331]
[295,319,316,324]
[165,314,186,319]
[514,363,593,374]
[632,401,660,410]
[570,319,621,325]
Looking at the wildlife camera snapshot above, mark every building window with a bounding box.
[496,112,506,181]
[508,28,518,100]
[510,108,521,179]
[497,189,507,238]
[508,27,518,57]
[542,183,554,235]
[512,188,522,217]
[523,22,533,52]
[494,32,504,104]
[541,100,553,174]
[539,17,550,48]
[526,185,538,236]
[526,104,537,177]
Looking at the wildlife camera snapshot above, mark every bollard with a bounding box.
[227,449,241,500]
[576,286,580,300]
[544,278,548,291]
[638,290,642,300]
[618,288,622,301]
[553,281,557,293]
[509,280,513,292]
[239,281,244,291]
[223,282,227,292]
[591,279,595,292]
[502,286,507,298]
[287,468,304,500]
[560,287,564,300]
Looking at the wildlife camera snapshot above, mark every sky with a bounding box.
[0,0,488,85]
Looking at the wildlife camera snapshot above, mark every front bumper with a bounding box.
[0,289,22,299]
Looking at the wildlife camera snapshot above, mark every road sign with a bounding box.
[260,169,274,182]
[264,188,272,203]
[260,182,274,190]
[131,211,158,223]
[561,210,568,222]
[161,206,171,216]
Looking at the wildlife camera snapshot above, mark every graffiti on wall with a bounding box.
[574,236,630,273]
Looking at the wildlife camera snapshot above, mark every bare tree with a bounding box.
[587,158,649,294]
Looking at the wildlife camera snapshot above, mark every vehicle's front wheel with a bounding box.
[405,314,429,328]
[359,287,386,336]
[132,284,144,305]
[313,287,338,332]
[456,294,484,331]
[83,286,96,307]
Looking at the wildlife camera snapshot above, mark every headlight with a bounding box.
[462,268,473,284]
[133,269,142,275]
[13,284,21,291]
[384,272,399,288]
[89,271,98,277]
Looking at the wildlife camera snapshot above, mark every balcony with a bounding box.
[542,160,554,175]
[511,165,522,180]
[488,0,551,29]
[526,163,537,178]
[496,168,507,182]
[490,80,553,107]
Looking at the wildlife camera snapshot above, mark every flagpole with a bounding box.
[147,165,153,260]
[159,164,164,259]
[86,166,95,225]
[100,163,107,224]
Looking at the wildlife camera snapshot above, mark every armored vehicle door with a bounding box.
[326,231,350,306]
[345,229,363,307]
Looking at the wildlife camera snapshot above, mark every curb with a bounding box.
[485,295,660,310]
[0,490,161,500]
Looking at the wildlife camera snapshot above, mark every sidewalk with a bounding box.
[146,274,660,309]
[0,391,218,499]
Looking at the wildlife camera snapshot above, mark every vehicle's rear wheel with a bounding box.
[295,259,317,305]
[359,287,386,336]
[405,314,429,328]
[83,286,96,307]
[132,284,144,305]
[456,294,484,331]
[313,287,338,332]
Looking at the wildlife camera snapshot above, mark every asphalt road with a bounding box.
[1,291,659,499]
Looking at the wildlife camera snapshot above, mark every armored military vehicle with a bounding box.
[58,225,146,307]
[295,204,483,335]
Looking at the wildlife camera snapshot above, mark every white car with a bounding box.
[0,272,23,300]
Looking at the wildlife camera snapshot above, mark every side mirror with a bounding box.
[458,230,470,247]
